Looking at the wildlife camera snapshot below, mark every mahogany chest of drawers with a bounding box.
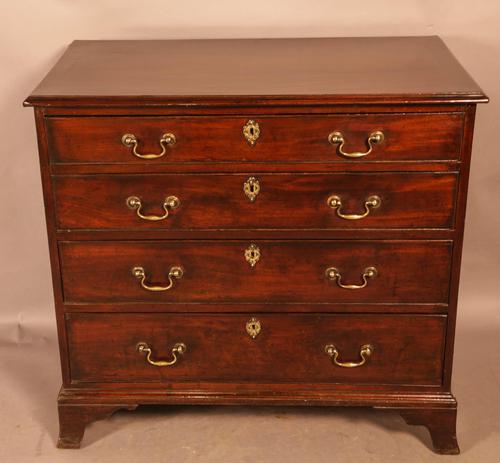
[25,37,487,453]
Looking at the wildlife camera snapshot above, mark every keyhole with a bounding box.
[245,244,260,267]
[243,120,260,146]
[249,184,255,193]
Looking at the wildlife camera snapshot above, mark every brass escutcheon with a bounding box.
[244,244,261,267]
[243,120,260,146]
[243,176,260,202]
[246,318,261,339]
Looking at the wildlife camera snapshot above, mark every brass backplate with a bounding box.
[243,176,260,202]
[246,317,261,339]
[243,120,260,146]
[244,244,261,267]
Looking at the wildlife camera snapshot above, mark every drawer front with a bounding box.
[53,172,458,230]
[59,240,452,304]
[47,113,463,164]
[67,313,446,385]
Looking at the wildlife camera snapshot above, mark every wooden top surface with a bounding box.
[25,36,487,107]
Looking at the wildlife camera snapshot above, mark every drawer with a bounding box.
[59,240,452,304]
[66,313,446,385]
[53,172,458,230]
[46,113,463,164]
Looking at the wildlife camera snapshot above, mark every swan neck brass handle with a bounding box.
[126,196,180,221]
[122,133,176,159]
[325,344,373,368]
[325,266,377,290]
[327,195,381,220]
[328,131,384,158]
[132,266,184,291]
[137,342,186,367]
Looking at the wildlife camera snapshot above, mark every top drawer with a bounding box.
[46,113,464,164]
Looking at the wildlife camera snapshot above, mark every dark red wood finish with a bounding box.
[67,313,446,385]
[59,240,452,304]
[53,172,458,230]
[25,37,487,453]
[25,37,486,106]
[46,113,464,164]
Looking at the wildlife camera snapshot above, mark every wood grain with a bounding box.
[25,37,487,107]
[25,37,487,452]
[46,113,464,164]
[66,313,446,386]
[53,172,458,230]
[59,240,452,304]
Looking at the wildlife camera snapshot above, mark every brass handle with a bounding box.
[328,131,384,158]
[325,344,373,368]
[122,133,176,159]
[126,196,180,221]
[137,342,186,367]
[132,266,183,291]
[325,266,377,289]
[327,195,381,220]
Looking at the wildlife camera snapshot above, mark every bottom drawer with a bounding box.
[66,313,446,386]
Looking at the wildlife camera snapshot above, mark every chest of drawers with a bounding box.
[25,37,487,453]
